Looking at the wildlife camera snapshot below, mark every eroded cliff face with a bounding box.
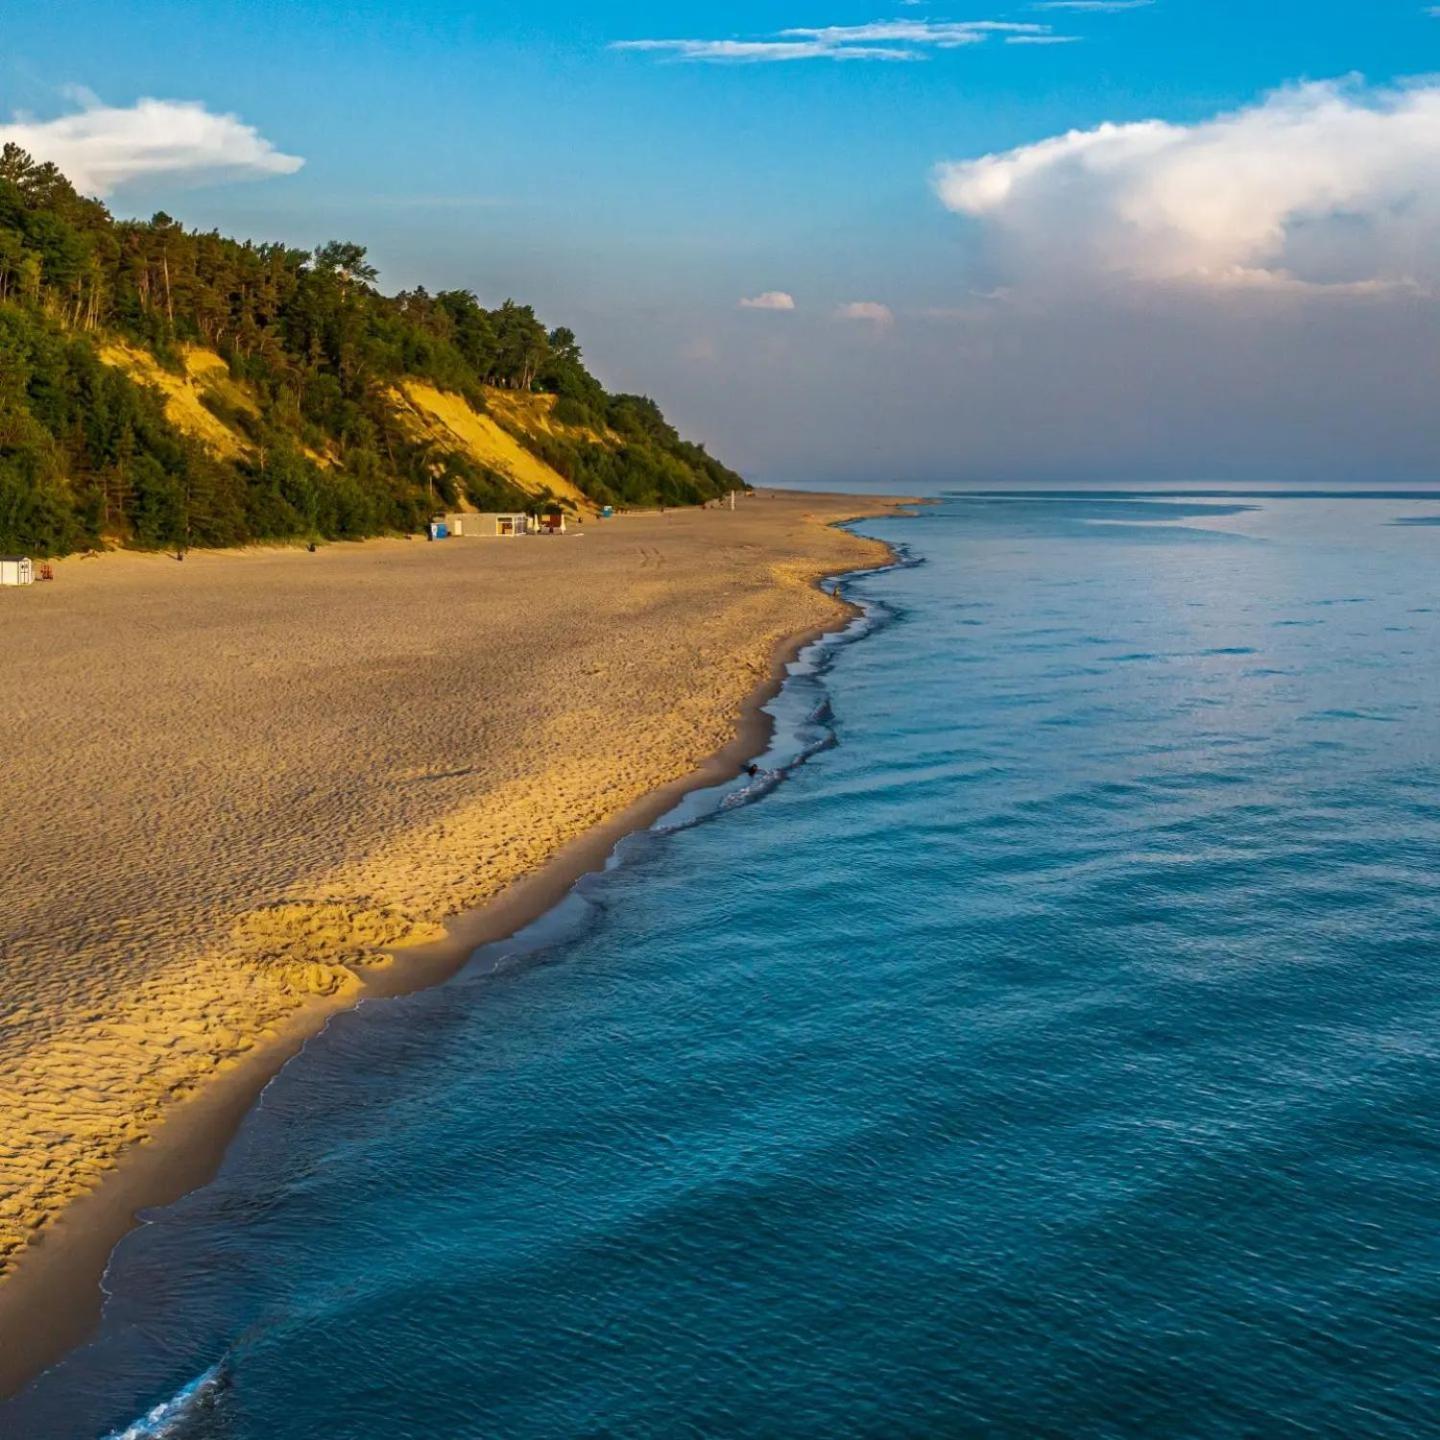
[98,339,605,512]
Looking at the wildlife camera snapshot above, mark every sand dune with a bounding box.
[96,339,606,497]
[0,493,893,1295]
[96,341,261,462]
[392,381,595,507]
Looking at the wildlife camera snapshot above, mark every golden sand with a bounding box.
[96,341,261,461]
[483,386,622,451]
[391,380,595,508]
[0,493,895,1293]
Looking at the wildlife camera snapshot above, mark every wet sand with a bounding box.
[0,490,904,1394]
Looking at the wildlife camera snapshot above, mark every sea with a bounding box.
[7,491,1440,1439]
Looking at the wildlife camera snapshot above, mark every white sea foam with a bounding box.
[102,1363,222,1440]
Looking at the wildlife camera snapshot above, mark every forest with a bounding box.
[0,144,745,555]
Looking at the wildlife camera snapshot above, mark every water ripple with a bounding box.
[12,496,1440,1440]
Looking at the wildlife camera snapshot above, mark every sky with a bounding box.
[3,1,1440,487]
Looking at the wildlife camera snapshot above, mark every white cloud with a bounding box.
[614,38,919,61]
[615,17,1054,62]
[1035,2,1152,10]
[836,300,895,325]
[934,79,1440,292]
[0,95,303,198]
[739,290,797,310]
[781,21,1046,45]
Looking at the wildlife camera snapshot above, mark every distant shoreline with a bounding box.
[0,491,912,1399]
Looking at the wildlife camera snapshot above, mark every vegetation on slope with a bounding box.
[0,144,746,555]
[388,381,592,514]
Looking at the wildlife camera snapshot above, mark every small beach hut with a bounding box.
[0,556,34,586]
[461,513,530,537]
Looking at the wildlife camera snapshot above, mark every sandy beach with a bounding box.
[0,490,900,1393]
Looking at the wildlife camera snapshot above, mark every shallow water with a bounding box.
[11,492,1440,1439]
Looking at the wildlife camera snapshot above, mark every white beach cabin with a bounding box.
[451,512,530,538]
[0,556,34,586]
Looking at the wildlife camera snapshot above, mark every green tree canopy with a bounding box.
[0,150,747,554]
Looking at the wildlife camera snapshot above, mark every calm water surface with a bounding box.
[10,493,1440,1439]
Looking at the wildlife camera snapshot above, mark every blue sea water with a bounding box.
[9,492,1440,1439]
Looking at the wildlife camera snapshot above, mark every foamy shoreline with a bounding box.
[0,491,908,1396]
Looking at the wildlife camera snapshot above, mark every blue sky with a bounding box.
[4,2,1440,484]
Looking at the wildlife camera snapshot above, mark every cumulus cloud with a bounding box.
[739,290,797,310]
[614,18,1055,62]
[933,79,1440,293]
[0,95,303,198]
[836,300,895,325]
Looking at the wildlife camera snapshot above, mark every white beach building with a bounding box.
[446,513,531,537]
[0,556,34,586]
